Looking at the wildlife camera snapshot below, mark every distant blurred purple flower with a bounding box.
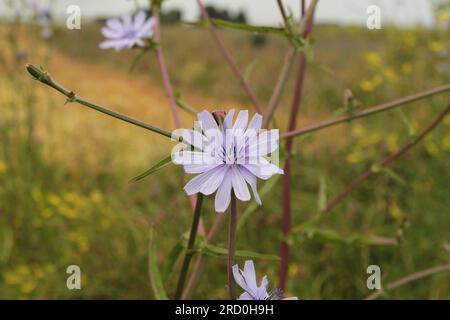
[16,50,28,61]
[35,5,53,40]
[99,11,155,51]
[173,109,283,213]
[232,260,299,300]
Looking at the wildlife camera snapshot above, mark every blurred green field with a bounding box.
[0,20,449,299]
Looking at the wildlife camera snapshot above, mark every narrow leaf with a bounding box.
[185,19,287,36]
[161,239,184,283]
[148,227,169,300]
[130,155,172,183]
[197,243,279,260]
[288,227,398,246]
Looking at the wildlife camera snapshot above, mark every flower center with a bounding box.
[123,30,137,39]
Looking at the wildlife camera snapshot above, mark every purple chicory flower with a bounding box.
[232,260,299,300]
[173,109,283,213]
[99,11,155,51]
[34,5,53,40]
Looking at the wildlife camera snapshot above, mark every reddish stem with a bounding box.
[152,7,181,128]
[278,0,317,291]
[196,0,263,114]
[279,54,307,290]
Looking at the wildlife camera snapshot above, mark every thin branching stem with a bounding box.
[196,0,263,114]
[281,83,450,139]
[152,6,181,128]
[325,102,450,213]
[25,64,182,142]
[365,263,450,300]
[174,194,204,300]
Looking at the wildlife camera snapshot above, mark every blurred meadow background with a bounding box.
[0,0,449,299]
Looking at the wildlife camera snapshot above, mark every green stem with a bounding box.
[174,194,204,299]
[25,64,182,142]
[228,194,238,300]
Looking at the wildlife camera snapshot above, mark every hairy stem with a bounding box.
[365,263,450,300]
[152,6,181,128]
[174,194,204,300]
[25,64,181,142]
[196,0,263,114]
[325,102,450,213]
[281,83,450,139]
[228,194,238,300]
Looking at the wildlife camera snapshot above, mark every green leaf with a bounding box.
[148,227,169,300]
[186,19,287,36]
[130,155,172,183]
[161,239,184,284]
[288,227,398,246]
[197,243,279,260]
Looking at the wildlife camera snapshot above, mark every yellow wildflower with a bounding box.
[4,271,21,285]
[31,187,43,203]
[352,124,365,137]
[389,203,403,221]
[436,11,450,23]
[360,75,383,92]
[365,52,382,67]
[288,264,299,277]
[442,134,450,151]
[425,141,439,156]
[386,133,399,152]
[20,281,37,294]
[90,190,103,204]
[48,194,62,207]
[428,41,444,53]
[383,68,398,83]
[443,115,450,126]
[346,150,364,164]
[58,205,78,219]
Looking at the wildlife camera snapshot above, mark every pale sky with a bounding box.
[0,0,436,27]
